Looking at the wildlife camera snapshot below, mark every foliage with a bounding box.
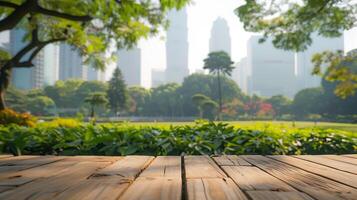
[292,87,325,118]
[27,96,56,116]
[128,86,151,115]
[236,0,357,98]
[203,51,235,118]
[0,122,355,156]
[0,109,36,127]
[107,67,128,115]
[38,118,81,128]
[266,95,292,116]
[192,93,211,118]
[84,92,108,118]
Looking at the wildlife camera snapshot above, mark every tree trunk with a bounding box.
[0,89,6,111]
[90,105,95,118]
[217,70,222,120]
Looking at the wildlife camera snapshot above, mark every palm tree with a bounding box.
[192,93,210,118]
[84,92,108,118]
[203,51,234,119]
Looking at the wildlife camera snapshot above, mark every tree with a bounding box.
[147,83,181,117]
[236,0,357,97]
[0,0,190,110]
[203,51,234,119]
[4,86,27,112]
[128,86,150,116]
[107,67,127,116]
[27,96,56,116]
[201,100,218,121]
[266,95,292,117]
[84,92,108,118]
[292,88,325,118]
[180,73,245,116]
[191,93,210,118]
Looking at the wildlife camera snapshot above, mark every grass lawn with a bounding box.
[118,121,357,133]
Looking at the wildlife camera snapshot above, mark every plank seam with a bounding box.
[269,156,357,189]
[181,155,187,200]
[239,156,317,200]
[210,156,252,200]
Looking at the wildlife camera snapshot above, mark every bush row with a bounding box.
[0,122,356,156]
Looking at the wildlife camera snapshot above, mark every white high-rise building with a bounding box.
[209,18,231,56]
[232,57,249,93]
[87,67,106,82]
[43,44,59,86]
[59,43,86,81]
[248,36,297,98]
[296,33,344,90]
[151,69,165,88]
[117,47,142,86]
[165,7,189,83]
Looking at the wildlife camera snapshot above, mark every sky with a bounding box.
[130,0,253,87]
[124,0,357,88]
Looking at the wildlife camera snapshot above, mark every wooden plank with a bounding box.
[185,156,226,179]
[222,166,295,191]
[140,156,181,178]
[92,156,154,180]
[241,155,357,200]
[293,155,357,175]
[119,177,181,200]
[321,155,357,166]
[0,160,111,199]
[270,155,357,188]
[0,156,64,176]
[247,191,313,200]
[186,178,247,200]
[343,154,357,159]
[0,186,13,193]
[53,156,153,200]
[0,159,90,186]
[0,155,12,160]
[213,155,251,166]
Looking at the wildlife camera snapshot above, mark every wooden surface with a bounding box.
[0,154,356,200]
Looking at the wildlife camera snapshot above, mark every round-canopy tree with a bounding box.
[0,0,190,110]
[84,92,108,118]
[203,51,234,119]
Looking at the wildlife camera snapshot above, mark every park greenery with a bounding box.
[0,121,355,156]
[236,0,357,98]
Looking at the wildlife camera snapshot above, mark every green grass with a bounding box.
[109,121,357,133]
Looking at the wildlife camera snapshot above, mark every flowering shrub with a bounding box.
[0,109,36,127]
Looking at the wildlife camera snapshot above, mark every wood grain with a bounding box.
[293,155,357,174]
[213,155,251,166]
[270,155,357,188]
[247,191,313,200]
[187,178,247,200]
[0,160,111,199]
[321,155,357,165]
[54,156,152,200]
[185,156,226,179]
[241,155,357,200]
[140,156,181,178]
[222,166,295,191]
[119,177,181,200]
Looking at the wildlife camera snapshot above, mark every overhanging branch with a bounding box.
[0,1,19,9]
[36,6,92,22]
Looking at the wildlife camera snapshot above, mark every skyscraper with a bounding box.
[151,69,165,88]
[117,47,142,86]
[248,36,297,97]
[87,67,106,82]
[296,33,344,90]
[43,44,59,86]
[209,18,231,56]
[232,57,249,93]
[10,29,45,90]
[59,43,86,80]
[165,7,189,83]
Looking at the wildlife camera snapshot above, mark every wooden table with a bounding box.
[0,154,356,200]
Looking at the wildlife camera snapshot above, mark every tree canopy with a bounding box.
[236,0,357,98]
[0,0,190,110]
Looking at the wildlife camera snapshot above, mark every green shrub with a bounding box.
[0,122,355,156]
[0,109,37,127]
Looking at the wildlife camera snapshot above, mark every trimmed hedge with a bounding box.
[0,122,356,156]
